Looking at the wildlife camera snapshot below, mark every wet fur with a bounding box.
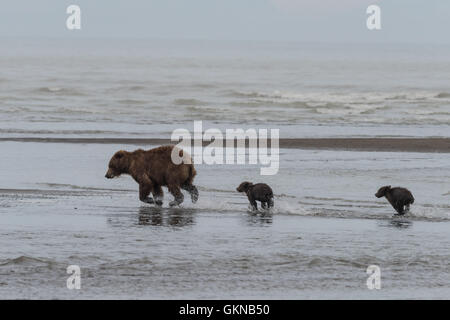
[237,181,274,211]
[105,145,198,206]
[375,185,414,215]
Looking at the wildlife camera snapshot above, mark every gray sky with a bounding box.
[0,0,449,44]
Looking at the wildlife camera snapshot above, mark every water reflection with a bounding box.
[245,210,273,225]
[138,206,195,227]
[377,217,413,229]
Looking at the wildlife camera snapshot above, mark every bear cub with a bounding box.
[237,181,274,211]
[375,185,414,215]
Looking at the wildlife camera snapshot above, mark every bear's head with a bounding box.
[375,185,391,198]
[105,150,129,179]
[236,181,253,193]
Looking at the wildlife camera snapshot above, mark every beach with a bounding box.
[0,38,449,299]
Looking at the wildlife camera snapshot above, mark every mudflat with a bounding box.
[1,137,449,153]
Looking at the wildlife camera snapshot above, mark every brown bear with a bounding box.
[375,185,414,215]
[236,181,274,210]
[105,145,198,207]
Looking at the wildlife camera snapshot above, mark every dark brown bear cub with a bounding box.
[375,185,414,215]
[105,145,198,207]
[236,181,274,210]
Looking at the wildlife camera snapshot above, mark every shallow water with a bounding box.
[1,208,450,299]
[0,142,449,299]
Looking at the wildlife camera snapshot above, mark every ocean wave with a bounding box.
[3,86,449,126]
[118,99,147,105]
[227,89,445,105]
[221,89,450,121]
[229,100,311,109]
[226,90,288,99]
[0,255,56,267]
[189,83,217,89]
[385,94,408,100]
[105,85,147,92]
[306,256,371,268]
[174,98,208,106]
[304,253,449,269]
[32,87,86,96]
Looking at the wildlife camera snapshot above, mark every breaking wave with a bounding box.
[32,87,86,96]
[0,255,57,267]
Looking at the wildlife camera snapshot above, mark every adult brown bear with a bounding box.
[105,145,198,206]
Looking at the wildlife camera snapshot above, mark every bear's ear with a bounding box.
[386,185,391,189]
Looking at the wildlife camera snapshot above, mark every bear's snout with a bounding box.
[105,169,115,179]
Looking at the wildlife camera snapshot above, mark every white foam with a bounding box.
[408,207,450,221]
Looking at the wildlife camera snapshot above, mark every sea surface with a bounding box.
[0,38,449,299]
[1,38,450,139]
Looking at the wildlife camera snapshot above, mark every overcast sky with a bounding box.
[0,0,448,44]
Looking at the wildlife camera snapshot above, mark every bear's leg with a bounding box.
[405,203,410,212]
[181,182,199,203]
[139,183,154,204]
[268,197,274,208]
[168,184,184,207]
[261,202,267,209]
[152,184,164,206]
[247,194,258,211]
[394,202,405,215]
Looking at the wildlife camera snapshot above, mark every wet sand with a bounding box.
[1,137,449,153]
